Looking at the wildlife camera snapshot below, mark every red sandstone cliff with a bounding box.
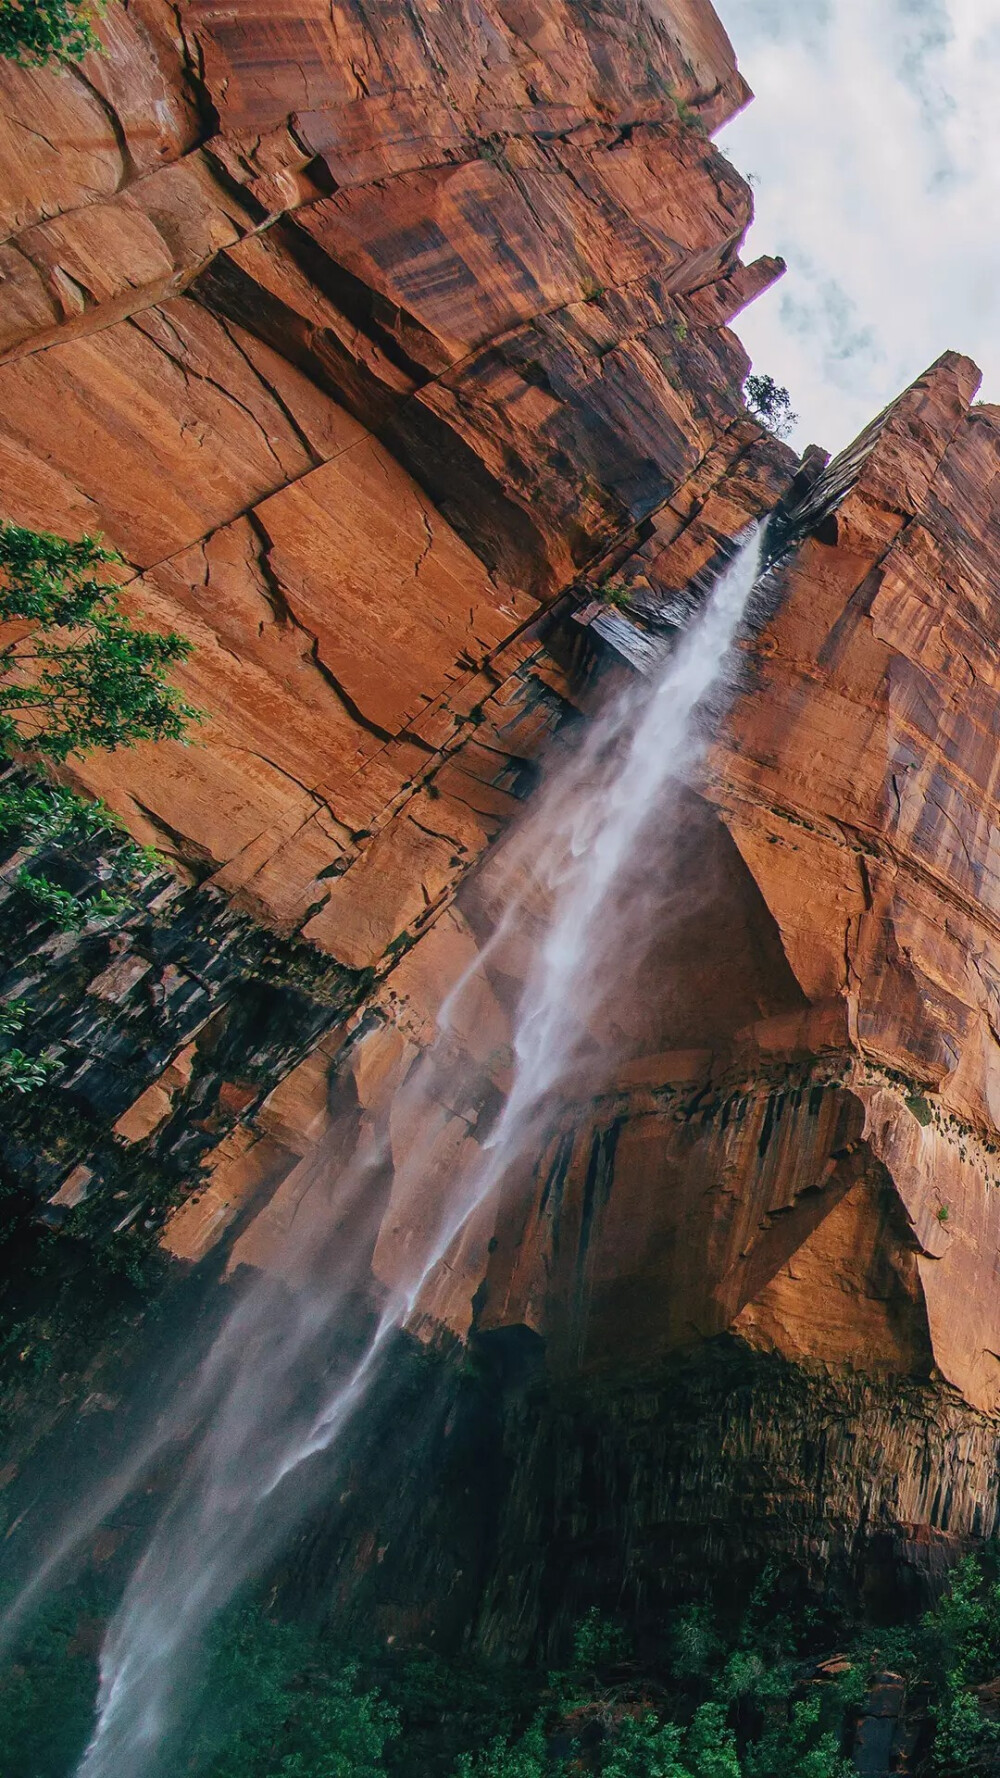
[0,0,780,927]
[4,0,1000,1618]
[0,0,790,1239]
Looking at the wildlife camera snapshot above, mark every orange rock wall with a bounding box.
[490,356,1000,1419]
[7,5,997,1437]
[6,0,1000,1619]
[0,0,783,958]
[255,352,1000,1635]
[261,354,1000,1442]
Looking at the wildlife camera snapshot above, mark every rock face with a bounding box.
[472,352,1000,1412]
[252,348,1000,1632]
[0,0,787,1325]
[5,0,1000,1643]
[0,0,780,942]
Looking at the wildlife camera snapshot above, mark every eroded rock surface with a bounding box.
[0,0,781,946]
[255,349,1000,1621]
[4,0,1000,1633]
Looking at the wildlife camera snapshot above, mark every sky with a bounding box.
[713,0,1000,455]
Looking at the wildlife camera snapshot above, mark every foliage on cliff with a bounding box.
[0,773,164,1120]
[0,0,104,64]
[0,525,195,764]
[0,521,197,1099]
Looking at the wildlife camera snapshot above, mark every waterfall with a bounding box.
[7,524,766,1778]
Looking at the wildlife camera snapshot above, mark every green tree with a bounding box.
[455,1720,551,1778]
[683,1703,742,1778]
[572,1608,631,1675]
[743,1698,853,1778]
[602,1716,690,1778]
[921,1557,1000,1774]
[924,1556,1000,1688]
[180,1612,397,1778]
[744,373,798,442]
[0,1583,109,1778]
[931,1684,1000,1777]
[669,1605,725,1683]
[0,0,104,64]
[600,1703,740,1778]
[0,522,196,762]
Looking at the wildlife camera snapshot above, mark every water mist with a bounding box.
[4,524,767,1778]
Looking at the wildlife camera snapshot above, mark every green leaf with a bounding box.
[0,996,29,1037]
[14,866,87,930]
[0,1048,60,1096]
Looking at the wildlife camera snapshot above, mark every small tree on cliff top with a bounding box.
[0,522,197,763]
[0,0,105,64]
[744,372,798,442]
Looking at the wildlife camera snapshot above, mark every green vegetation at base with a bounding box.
[0,1592,402,1778]
[7,1556,1000,1777]
[0,0,105,64]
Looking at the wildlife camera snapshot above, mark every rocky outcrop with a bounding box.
[0,785,363,1255]
[465,352,1000,1410]
[309,353,1000,1412]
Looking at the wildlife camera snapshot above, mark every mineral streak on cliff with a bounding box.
[4,0,1000,1662]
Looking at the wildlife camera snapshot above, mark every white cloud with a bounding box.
[714,0,1000,453]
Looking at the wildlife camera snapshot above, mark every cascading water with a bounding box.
[3,524,766,1778]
